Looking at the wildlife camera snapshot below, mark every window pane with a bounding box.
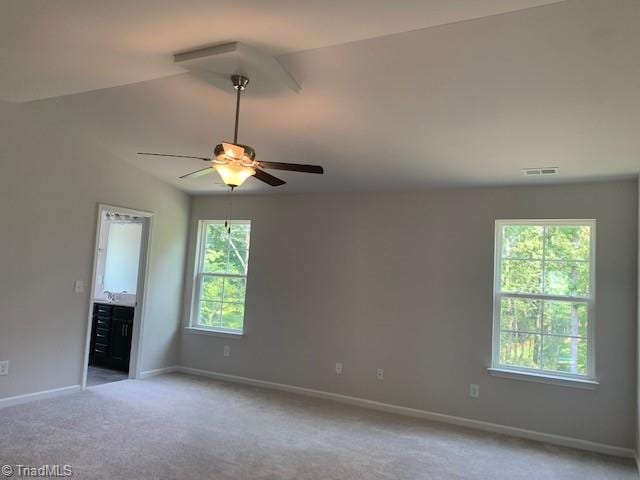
[203,223,230,274]
[201,276,224,302]
[502,225,543,259]
[203,222,250,275]
[500,297,540,333]
[541,335,587,375]
[227,223,250,275]
[223,277,246,303]
[500,332,541,369]
[543,261,589,297]
[545,226,590,261]
[198,301,222,328]
[221,303,244,331]
[501,260,542,294]
[542,301,587,338]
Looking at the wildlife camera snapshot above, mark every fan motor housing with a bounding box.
[214,143,256,161]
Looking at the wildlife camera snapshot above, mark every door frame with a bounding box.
[81,203,154,390]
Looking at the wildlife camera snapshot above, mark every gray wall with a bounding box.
[0,101,189,399]
[181,180,637,448]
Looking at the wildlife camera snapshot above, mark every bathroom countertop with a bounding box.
[94,299,136,308]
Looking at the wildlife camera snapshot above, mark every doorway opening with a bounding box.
[81,204,153,389]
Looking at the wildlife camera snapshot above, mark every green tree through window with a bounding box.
[194,221,251,333]
[494,221,594,378]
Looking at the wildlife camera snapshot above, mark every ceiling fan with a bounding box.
[138,75,324,188]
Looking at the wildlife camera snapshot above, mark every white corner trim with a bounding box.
[487,367,599,390]
[175,366,633,459]
[139,366,179,378]
[0,385,81,409]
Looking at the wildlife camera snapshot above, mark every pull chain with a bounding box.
[225,186,235,234]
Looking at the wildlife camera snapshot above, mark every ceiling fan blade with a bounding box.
[253,168,286,186]
[257,161,324,174]
[179,167,214,179]
[138,152,211,162]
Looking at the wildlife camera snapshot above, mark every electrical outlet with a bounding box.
[223,345,230,357]
[0,361,9,376]
[335,362,343,375]
[470,384,480,398]
[377,368,384,380]
[74,280,84,293]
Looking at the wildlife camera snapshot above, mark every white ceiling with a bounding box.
[1,0,562,101]
[9,0,640,193]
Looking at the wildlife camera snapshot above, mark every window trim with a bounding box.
[491,219,597,384]
[487,367,598,389]
[188,219,251,336]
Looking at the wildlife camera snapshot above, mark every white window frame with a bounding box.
[189,219,251,336]
[490,219,597,385]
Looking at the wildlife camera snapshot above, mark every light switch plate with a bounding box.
[223,345,230,357]
[0,361,9,376]
[74,280,84,293]
[335,362,343,375]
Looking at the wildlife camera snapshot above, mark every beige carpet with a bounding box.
[0,373,635,479]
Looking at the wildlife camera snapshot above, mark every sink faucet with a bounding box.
[103,291,129,303]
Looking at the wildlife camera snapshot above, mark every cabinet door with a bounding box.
[109,319,129,372]
[122,319,133,371]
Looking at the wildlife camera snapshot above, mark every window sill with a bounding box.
[487,367,598,390]
[184,327,244,339]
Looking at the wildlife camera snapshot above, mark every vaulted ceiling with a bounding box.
[4,0,640,193]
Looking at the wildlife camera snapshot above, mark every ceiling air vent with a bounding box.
[523,167,558,176]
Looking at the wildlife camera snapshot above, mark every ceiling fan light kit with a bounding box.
[209,76,257,188]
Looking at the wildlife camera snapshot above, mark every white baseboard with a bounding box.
[139,366,179,378]
[0,385,81,409]
[176,366,634,459]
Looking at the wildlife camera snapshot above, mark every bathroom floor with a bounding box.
[87,365,128,386]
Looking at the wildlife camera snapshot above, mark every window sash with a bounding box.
[492,220,596,381]
[195,272,247,330]
[191,220,250,333]
[500,329,586,340]
[499,291,590,303]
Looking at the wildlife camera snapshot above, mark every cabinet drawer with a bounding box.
[96,316,111,324]
[95,319,111,330]
[95,325,110,335]
[94,331,110,343]
[94,304,113,315]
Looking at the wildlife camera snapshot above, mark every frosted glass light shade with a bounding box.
[214,163,256,187]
